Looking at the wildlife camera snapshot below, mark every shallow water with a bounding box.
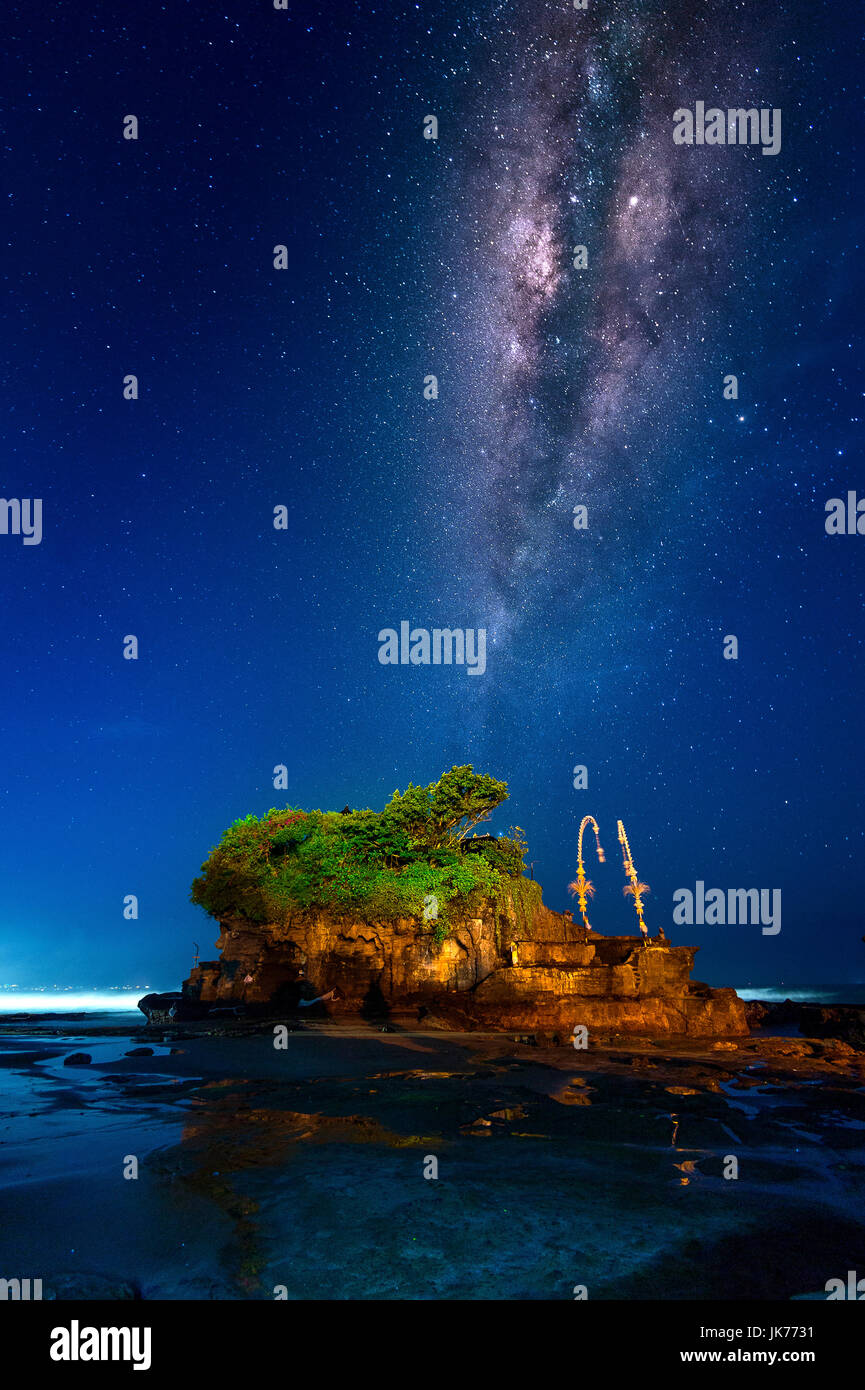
[1,1026,864,1300]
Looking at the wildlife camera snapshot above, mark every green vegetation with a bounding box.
[190,765,535,938]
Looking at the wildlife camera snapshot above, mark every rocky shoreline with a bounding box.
[744,999,865,1051]
[2,1016,864,1299]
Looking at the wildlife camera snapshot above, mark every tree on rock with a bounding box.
[384,765,509,850]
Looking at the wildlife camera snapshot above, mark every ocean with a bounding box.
[732,984,865,1006]
[0,989,156,1018]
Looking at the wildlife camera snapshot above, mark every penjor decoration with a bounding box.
[568,815,606,930]
[617,819,650,939]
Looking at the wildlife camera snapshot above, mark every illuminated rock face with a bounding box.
[182,890,748,1038]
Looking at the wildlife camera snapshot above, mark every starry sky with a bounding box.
[1,0,862,991]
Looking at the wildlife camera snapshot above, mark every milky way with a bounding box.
[447,0,783,654]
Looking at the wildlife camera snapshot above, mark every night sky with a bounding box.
[1,0,862,991]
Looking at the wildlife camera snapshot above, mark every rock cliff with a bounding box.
[181,885,747,1038]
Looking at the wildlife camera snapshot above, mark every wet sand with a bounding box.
[1,1020,864,1299]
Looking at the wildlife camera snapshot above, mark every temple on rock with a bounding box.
[170,775,748,1038]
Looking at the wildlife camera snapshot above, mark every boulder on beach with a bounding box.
[136,992,187,1025]
[137,991,211,1023]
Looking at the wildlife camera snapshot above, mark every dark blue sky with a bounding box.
[1,0,862,990]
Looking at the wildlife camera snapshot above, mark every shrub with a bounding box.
[190,766,530,937]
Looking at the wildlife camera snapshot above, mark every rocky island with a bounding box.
[172,767,747,1039]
